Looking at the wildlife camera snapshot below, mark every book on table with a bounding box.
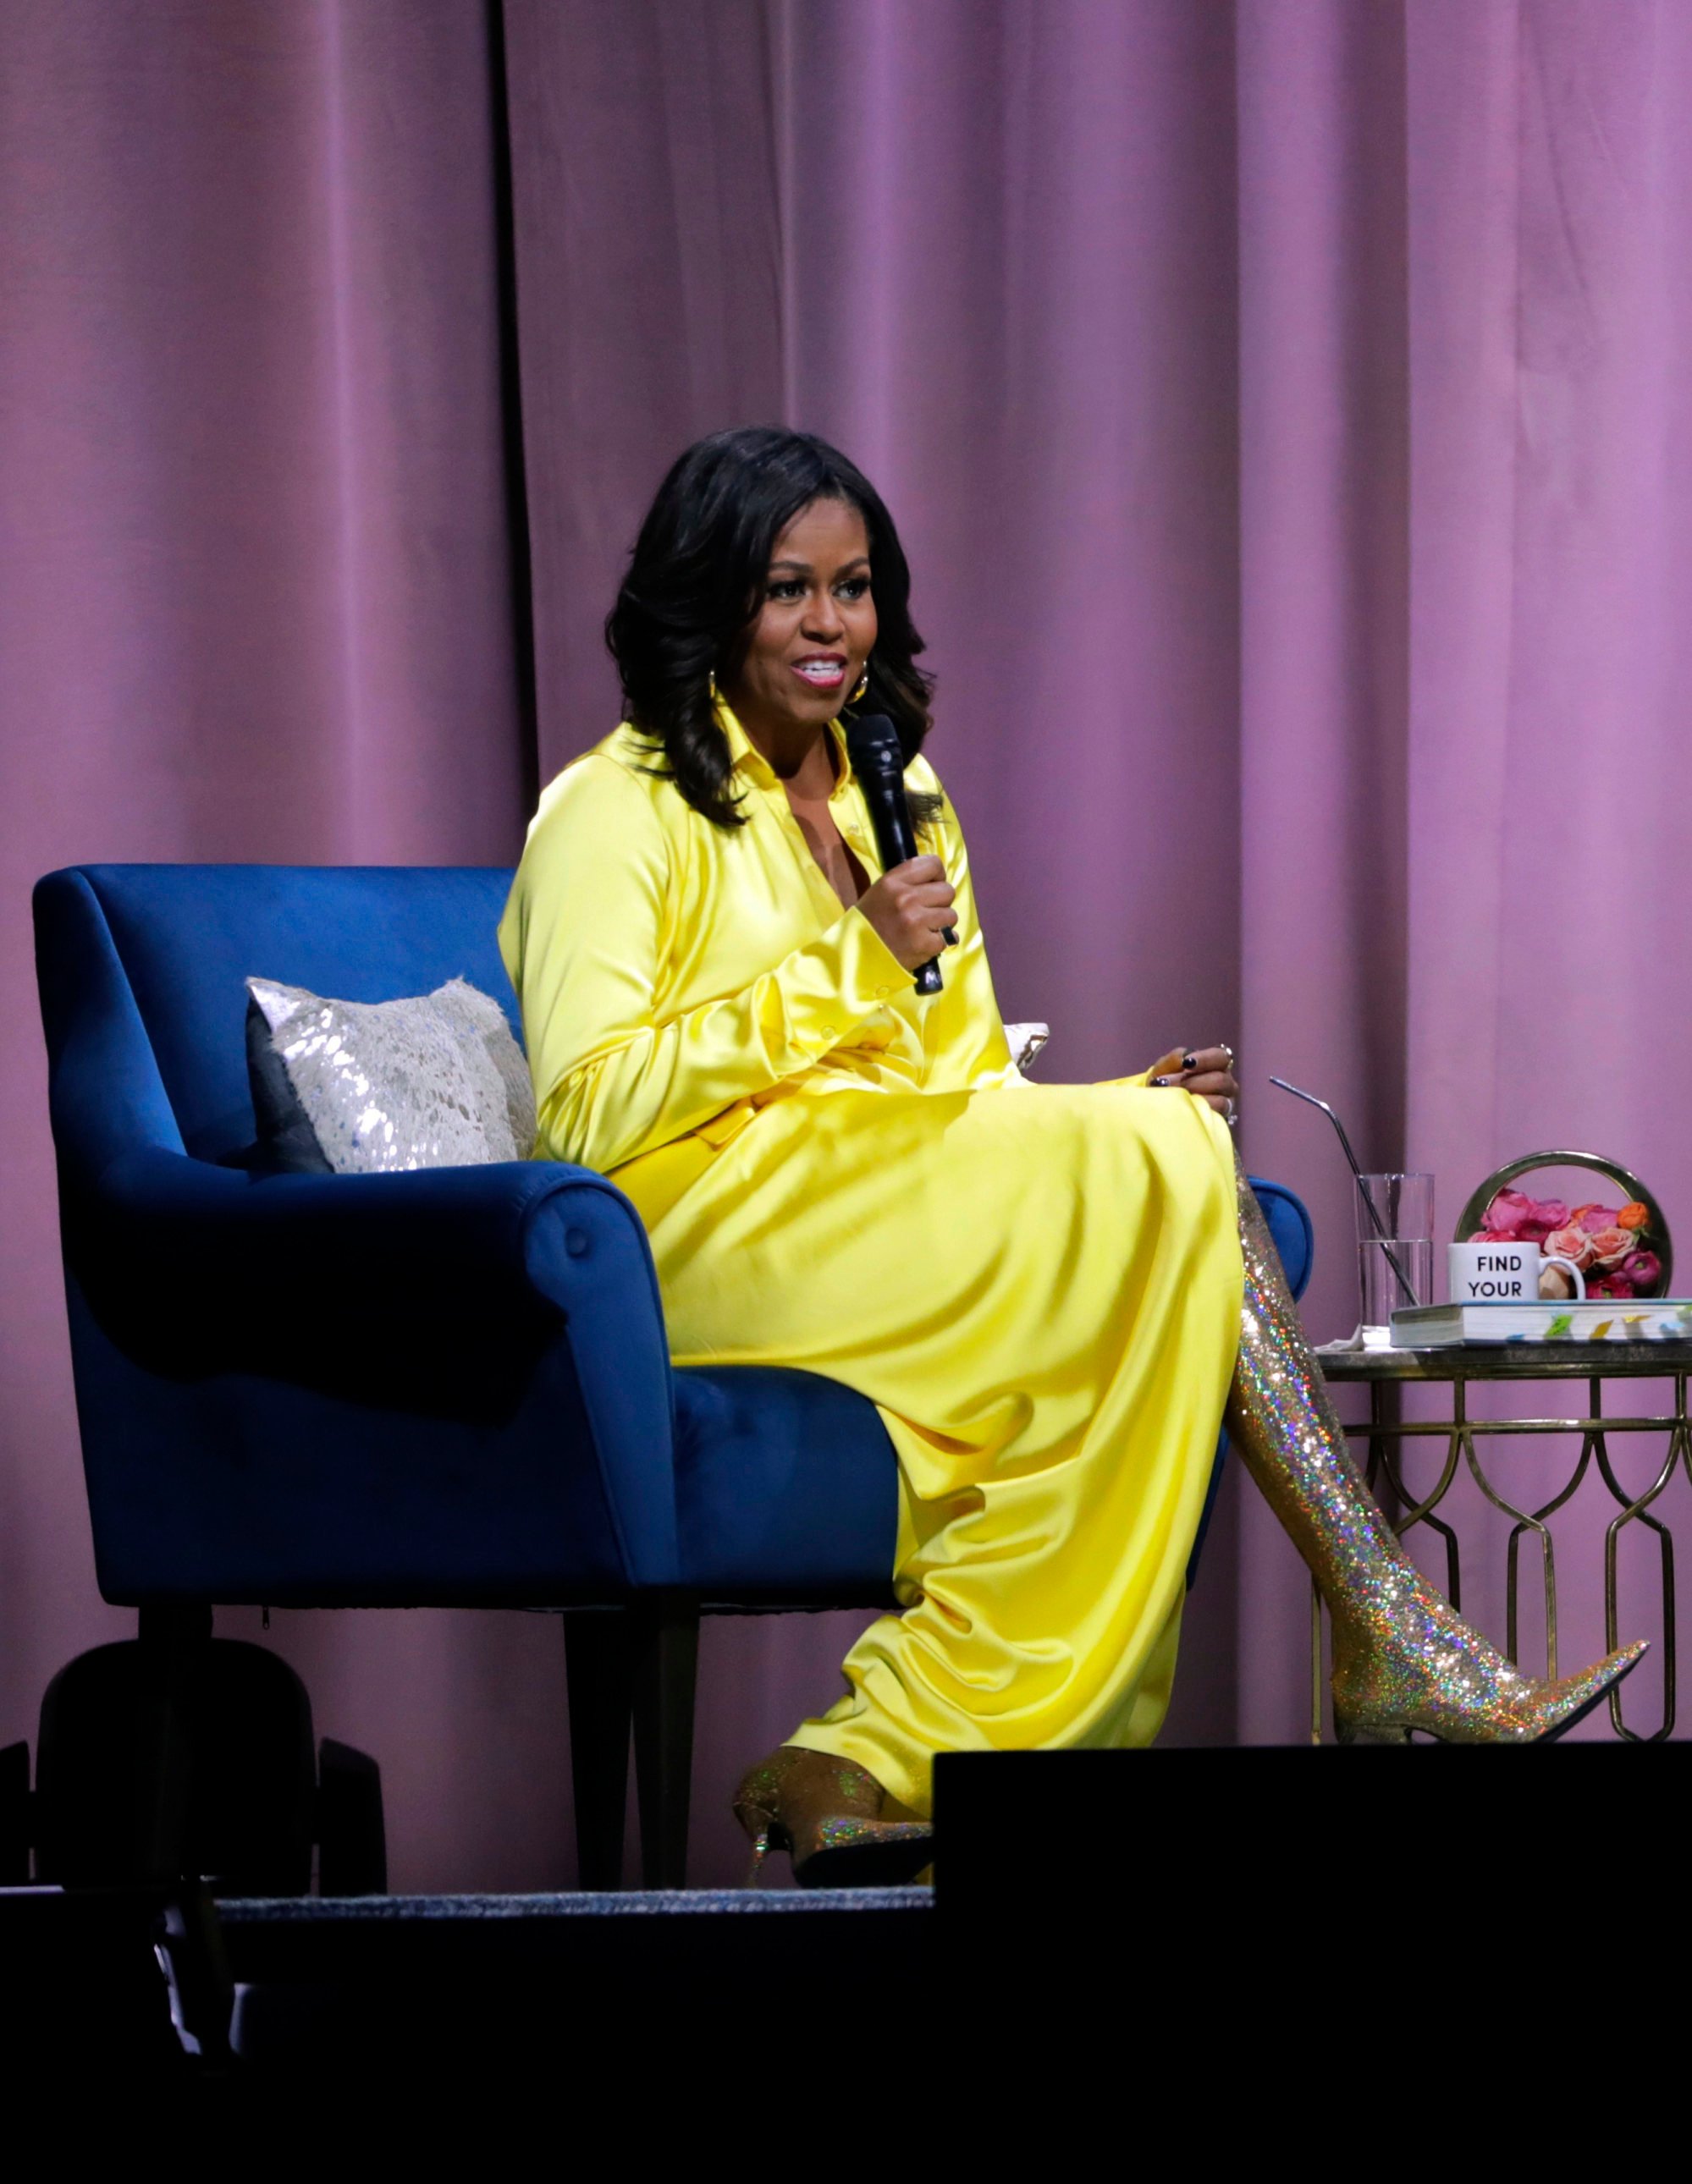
[1392,1299,1692,1347]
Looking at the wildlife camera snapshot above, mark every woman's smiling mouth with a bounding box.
[791,654,847,690]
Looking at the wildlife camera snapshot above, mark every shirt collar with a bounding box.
[716,695,856,803]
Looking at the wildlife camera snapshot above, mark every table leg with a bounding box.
[1366,1379,1402,1512]
[1594,1372,1683,1741]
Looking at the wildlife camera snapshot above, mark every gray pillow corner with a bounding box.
[242,971,537,1176]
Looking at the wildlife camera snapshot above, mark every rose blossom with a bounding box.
[1623,1250,1662,1291]
[1546,1225,1597,1270]
[1618,1202,1651,1232]
[1530,1198,1570,1231]
[1588,1226,1634,1269]
[1574,1203,1619,1235]
[1483,1189,1535,1236]
[1517,1219,1556,1243]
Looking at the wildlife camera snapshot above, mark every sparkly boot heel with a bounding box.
[1226,1157,1645,1742]
[731,1746,934,1889]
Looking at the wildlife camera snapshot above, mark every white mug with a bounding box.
[1447,1241,1585,1304]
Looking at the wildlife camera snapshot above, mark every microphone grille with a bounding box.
[846,712,902,768]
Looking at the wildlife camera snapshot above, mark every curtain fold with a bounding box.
[0,0,548,1891]
[1233,0,1412,1742]
[502,0,785,782]
[1399,1,1692,1727]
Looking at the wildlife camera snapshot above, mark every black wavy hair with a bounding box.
[605,425,940,830]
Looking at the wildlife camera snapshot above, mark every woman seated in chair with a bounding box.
[499,426,1641,1884]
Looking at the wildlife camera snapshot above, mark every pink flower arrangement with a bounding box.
[1477,1189,1665,1299]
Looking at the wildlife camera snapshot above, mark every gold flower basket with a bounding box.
[1456,1150,1672,1300]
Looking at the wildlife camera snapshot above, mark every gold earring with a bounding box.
[850,664,870,704]
[708,670,719,701]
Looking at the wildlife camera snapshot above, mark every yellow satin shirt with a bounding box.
[499,704,1021,1217]
[499,701,1241,1810]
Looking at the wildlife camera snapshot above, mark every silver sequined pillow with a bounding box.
[245,976,537,1174]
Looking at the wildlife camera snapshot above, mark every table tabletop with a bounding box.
[1318,1341,1692,1384]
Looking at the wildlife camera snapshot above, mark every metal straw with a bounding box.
[1268,1076,1422,1311]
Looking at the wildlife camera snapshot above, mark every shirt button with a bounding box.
[819,1026,836,1041]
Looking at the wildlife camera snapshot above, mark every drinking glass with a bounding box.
[1356,1173,1434,1337]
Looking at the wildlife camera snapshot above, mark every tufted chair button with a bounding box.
[565,1227,590,1258]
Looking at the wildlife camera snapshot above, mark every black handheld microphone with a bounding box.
[846,712,952,997]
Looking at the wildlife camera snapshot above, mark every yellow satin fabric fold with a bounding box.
[499,701,1242,1812]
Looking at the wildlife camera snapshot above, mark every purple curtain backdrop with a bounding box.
[0,0,569,1892]
[5,1,1692,1893]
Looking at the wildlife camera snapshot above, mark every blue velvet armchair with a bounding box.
[34,863,1311,1886]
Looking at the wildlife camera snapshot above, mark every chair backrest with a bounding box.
[36,865,517,1167]
[34,863,1318,1306]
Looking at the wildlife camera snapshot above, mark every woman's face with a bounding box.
[725,496,879,739]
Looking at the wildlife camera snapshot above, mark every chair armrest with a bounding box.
[72,1145,674,1461]
[58,1149,682,1594]
[67,1147,681,1588]
[1246,1175,1314,1301]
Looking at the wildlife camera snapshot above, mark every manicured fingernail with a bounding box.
[1152,1075,1170,1086]
[1182,1053,1198,1071]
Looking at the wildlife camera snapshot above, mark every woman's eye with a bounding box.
[767,580,804,602]
[836,578,870,600]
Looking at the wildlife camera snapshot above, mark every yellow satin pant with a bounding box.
[615,1077,1243,1817]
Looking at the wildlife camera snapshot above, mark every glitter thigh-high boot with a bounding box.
[1227,1157,1645,1742]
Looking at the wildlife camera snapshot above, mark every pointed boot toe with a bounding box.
[1524,1640,1649,1743]
[1333,1637,1649,1746]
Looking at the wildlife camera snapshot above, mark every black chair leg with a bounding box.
[562,1609,634,1890]
[632,1595,700,1890]
[135,1604,212,1883]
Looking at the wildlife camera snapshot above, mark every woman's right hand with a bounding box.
[858,855,956,971]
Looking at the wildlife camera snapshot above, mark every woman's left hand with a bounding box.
[1146,1043,1237,1120]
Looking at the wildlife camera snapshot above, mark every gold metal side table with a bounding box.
[1314,1342,1692,1742]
